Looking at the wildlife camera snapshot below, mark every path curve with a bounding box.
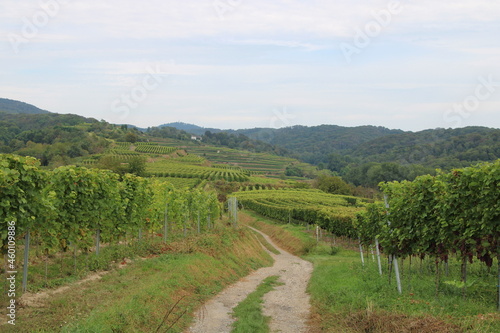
[187,226,313,333]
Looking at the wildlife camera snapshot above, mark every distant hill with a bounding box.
[350,126,500,168]
[163,122,404,164]
[163,121,500,172]
[2,99,500,187]
[159,122,222,135]
[0,98,51,115]
[238,125,404,164]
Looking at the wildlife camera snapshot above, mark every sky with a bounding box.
[1,0,500,131]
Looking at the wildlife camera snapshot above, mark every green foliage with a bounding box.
[284,165,304,177]
[0,154,222,257]
[358,159,500,267]
[343,162,436,187]
[124,131,138,143]
[203,130,289,156]
[237,189,365,238]
[314,174,352,195]
[0,154,49,252]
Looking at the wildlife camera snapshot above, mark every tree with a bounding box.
[125,132,138,143]
[314,175,352,195]
[285,165,304,177]
[127,156,146,176]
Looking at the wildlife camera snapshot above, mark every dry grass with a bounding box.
[240,211,315,256]
[1,226,273,332]
[309,306,465,333]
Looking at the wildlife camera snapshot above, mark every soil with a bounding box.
[187,226,313,333]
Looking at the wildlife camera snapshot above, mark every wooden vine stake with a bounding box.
[228,197,238,228]
[22,229,30,293]
[95,229,101,256]
[497,251,500,311]
[163,204,168,243]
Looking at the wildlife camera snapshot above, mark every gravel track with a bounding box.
[187,226,313,333]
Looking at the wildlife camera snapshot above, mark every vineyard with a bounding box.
[356,160,500,309]
[133,142,177,155]
[236,189,367,238]
[0,154,220,295]
[185,146,298,176]
[146,159,250,182]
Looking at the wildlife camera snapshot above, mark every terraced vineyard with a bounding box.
[146,159,250,182]
[134,142,177,154]
[185,146,297,175]
[236,189,368,237]
[153,177,203,189]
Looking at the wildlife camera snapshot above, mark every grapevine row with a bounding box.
[236,189,366,237]
[0,154,220,257]
[357,160,499,267]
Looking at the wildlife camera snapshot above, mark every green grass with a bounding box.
[243,210,500,333]
[231,275,283,333]
[306,251,500,333]
[242,210,316,256]
[250,229,280,255]
[2,227,273,332]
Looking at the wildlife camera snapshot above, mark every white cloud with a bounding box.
[1,0,499,131]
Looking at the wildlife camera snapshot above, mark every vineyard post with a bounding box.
[316,226,319,243]
[393,255,402,294]
[164,205,168,243]
[497,252,500,311]
[228,197,238,228]
[197,211,200,234]
[375,238,382,275]
[96,229,101,256]
[73,242,77,276]
[384,195,402,294]
[22,229,30,293]
[234,198,238,228]
[358,237,365,267]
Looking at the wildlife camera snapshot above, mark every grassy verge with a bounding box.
[241,210,500,333]
[307,250,500,333]
[240,210,316,256]
[250,229,280,255]
[231,275,283,333]
[2,226,273,332]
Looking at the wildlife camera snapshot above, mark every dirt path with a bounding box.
[187,227,313,333]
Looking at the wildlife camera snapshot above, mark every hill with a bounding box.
[238,125,404,164]
[163,122,500,186]
[350,126,500,168]
[163,123,404,164]
[2,98,500,188]
[0,98,51,114]
[159,122,222,135]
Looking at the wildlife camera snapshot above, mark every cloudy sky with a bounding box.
[1,0,500,131]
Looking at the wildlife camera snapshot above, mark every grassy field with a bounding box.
[243,211,500,333]
[1,225,273,332]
